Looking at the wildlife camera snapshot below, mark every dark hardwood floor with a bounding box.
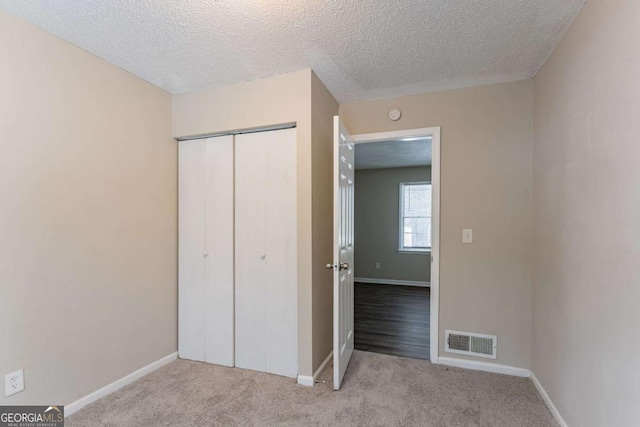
[354,283,430,360]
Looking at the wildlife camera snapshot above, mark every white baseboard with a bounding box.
[65,352,178,417]
[297,374,315,386]
[297,350,333,387]
[531,372,568,427]
[314,350,333,382]
[355,277,430,287]
[438,356,530,378]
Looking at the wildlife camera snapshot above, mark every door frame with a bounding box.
[351,126,441,364]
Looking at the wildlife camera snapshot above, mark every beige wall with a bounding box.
[355,167,431,282]
[172,69,318,377]
[0,9,177,406]
[532,0,640,425]
[310,73,339,373]
[340,80,533,368]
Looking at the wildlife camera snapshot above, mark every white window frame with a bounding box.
[398,181,432,254]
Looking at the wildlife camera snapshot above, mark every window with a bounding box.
[399,182,431,252]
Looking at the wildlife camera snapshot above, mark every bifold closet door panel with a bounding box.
[178,139,206,362]
[264,128,298,378]
[204,135,235,366]
[234,134,267,373]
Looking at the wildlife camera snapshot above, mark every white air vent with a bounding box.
[445,330,497,359]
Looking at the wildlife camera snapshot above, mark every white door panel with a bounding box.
[333,116,355,390]
[178,139,206,362]
[264,128,298,378]
[204,135,235,367]
[234,133,267,373]
[235,128,298,378]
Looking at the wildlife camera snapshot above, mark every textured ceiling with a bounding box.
[355,139,431,170]
[0,0,584,102]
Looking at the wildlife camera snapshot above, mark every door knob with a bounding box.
[326,262,349,271]
[203,252,208,257]
[260,254,266,260]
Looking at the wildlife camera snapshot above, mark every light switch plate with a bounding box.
[462,229,473,244]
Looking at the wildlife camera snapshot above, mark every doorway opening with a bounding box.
[351,128,440,363]
[330,120,440,390]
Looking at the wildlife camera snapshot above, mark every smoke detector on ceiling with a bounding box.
[389,108,402,121]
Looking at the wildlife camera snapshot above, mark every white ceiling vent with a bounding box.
[445,330,497,359]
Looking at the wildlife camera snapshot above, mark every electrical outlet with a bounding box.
[5,369,24,397]
[375,262,381,269]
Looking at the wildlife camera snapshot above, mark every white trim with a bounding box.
[352,127,439,144]
[438,356,530,377]
[430,127,440,364]
[296,375,315,387]
[531,372,569,427]
[297,350,333,387]
[176,122,296,141]
[315,350,333,379]
[352,126,441,364]
[355,277,430,287]
[65,352,178,417]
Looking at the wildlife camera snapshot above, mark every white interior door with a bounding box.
[332,116,355,390]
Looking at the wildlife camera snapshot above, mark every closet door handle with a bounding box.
[339,262,349,271]
[260,254,266,260]
[203,252,208,257]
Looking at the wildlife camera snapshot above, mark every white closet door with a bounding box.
[204,135,234,366]
[179,135,234,365]
[178,139,206,361]
[234,133,267,373]
[235,128,298,378]
[264,128,297,378]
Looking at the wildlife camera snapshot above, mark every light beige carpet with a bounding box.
[67,351,557,426]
